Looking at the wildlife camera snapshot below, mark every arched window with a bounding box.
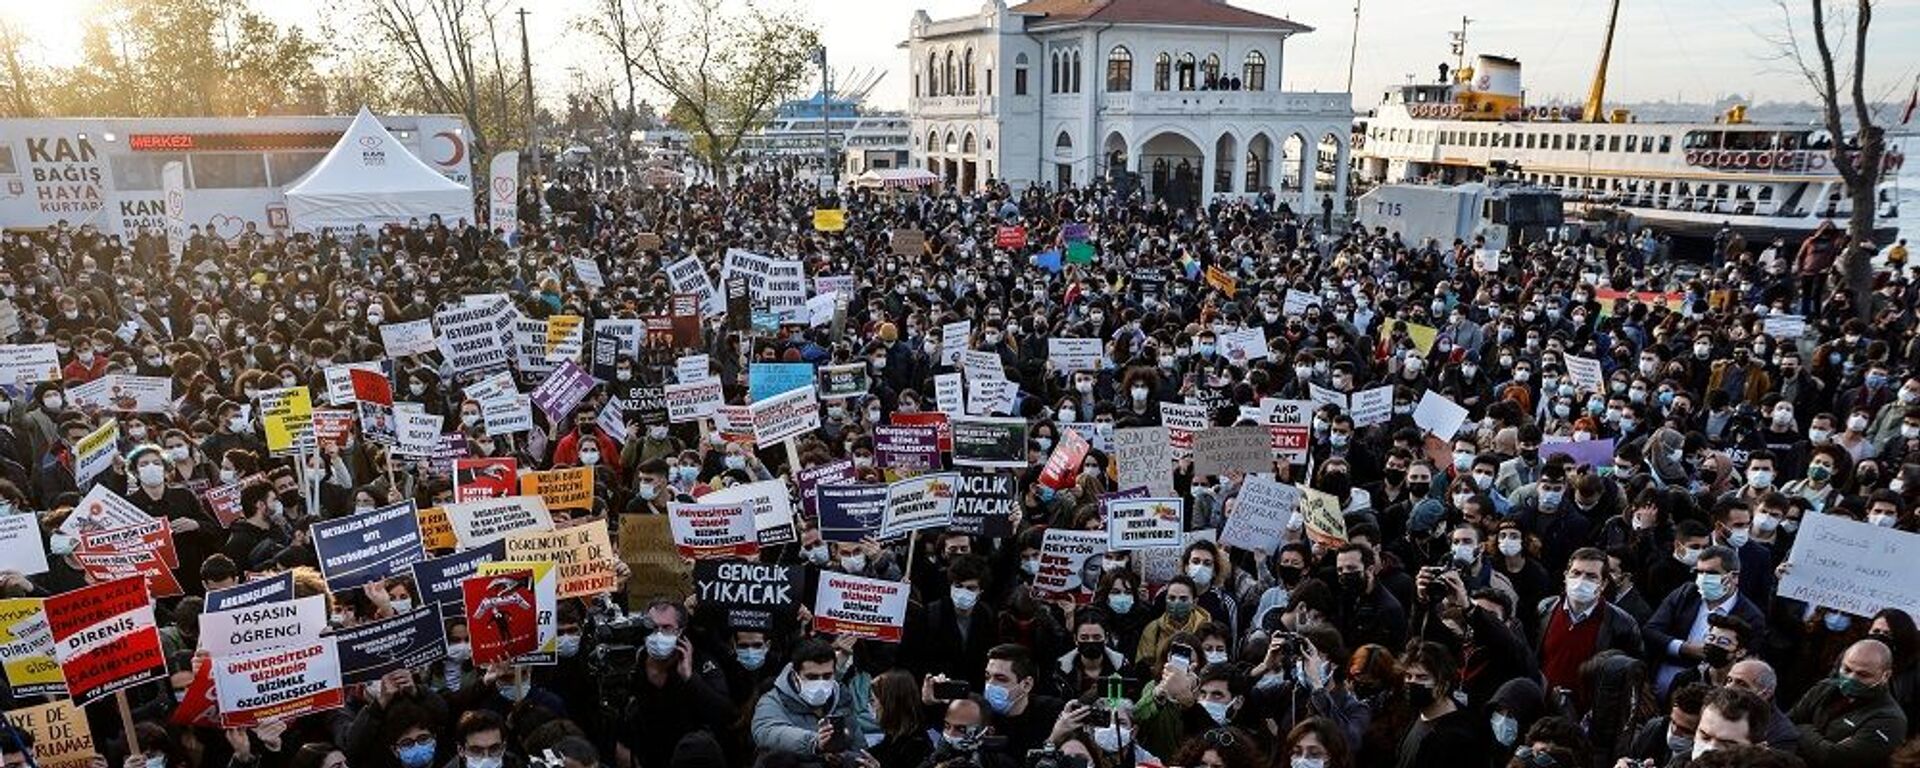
[944,51,956,96]
[1202,53,1220,87]
[963,48,974,95]
[1154,52,1171,91]
[1177,53,1196,90]
[1050,52,1061,93]
[1014,52,1029,95]
[927,131,939,152]
[1071,49,1082,92]
[944,130,957,153]
[1105,46,1132,92]
[963,132,977,153]
[926,52,938,95]
[1243,51,1266,91]
[1056,131,1073,153]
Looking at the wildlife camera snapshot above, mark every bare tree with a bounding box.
[357,0,528,161]
[575,0,646,143]
[583,0,819,187]
[1775,0,1889,320]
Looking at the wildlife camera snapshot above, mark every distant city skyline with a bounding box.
[3,0,1918,116]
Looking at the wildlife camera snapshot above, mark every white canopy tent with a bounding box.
[285,107,473,232]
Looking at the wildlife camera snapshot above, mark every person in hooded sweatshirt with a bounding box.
[752,638,868,767]
[1484,677,1546,764]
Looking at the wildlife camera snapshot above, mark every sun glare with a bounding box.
[0,0,96,68]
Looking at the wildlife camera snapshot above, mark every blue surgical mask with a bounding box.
[397,743,437,768]
[983,682,1017,714]
[736,646,768,671]
[1823,612,1853,633]
[1696,573,1731,602]
[1108,594,1135,614]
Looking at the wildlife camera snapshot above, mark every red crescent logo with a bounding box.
[434,131,466,166]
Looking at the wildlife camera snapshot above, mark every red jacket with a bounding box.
[549,429,622,482]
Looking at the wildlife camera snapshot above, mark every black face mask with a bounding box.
[1382,467,1407,485]
[1276,564,1304,584]
[1702,643,1734,668]
[1404,682,1436,709]
[1338,572,1366,593]
[1078,641,1106,660]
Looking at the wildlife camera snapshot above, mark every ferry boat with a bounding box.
[1351,5,1901,248]
[738,87,912,178]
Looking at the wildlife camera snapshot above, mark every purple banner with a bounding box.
[1062,222,1090,242]
[531,360,598,422]
[796,459,856,519]
[873,425,939,474]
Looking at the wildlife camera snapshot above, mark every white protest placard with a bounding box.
[73,420,118,487]
[1219,476,1299,553]
[961,350,1004,383]
[212,640,343,727]
[697,479,797,546]
[1563,354,1605,394]
[1411,390,1470,439]
[676,355,711,384]
[1162,402,1210,460]
[1476,249,1500,273]
[323,361,385,406]
[750,385,821,445]
[939,321,971,367]
[1106,497,1184,551]
[1309,383,1347,411]
[1780,511,1920,618]
[1283,289,1319,316]
[665,379,725,423]
[198,594,329,656]
[805,293,837,327]
[812,572,909,642]
[0,344,59,385]
[1350,385,1395,428]
[880,472,959,538]
[69,375,172,414]
[1763,314,1808,341]
[934,373,964,415]
[966,377,1017,416]
[1114,427,1174,497]
[379,320,438,357]
[435,301,514,374]
[1048,338,1102,373]
[570,255,605,289]
[0,515,48,575]
[443,495,555,549]
[667,502,759,559]
[1033,529,1105,595]
[1217,327,1269,366]
[668,255,721,316]
[60,485,151,536]
[394,408,443,459]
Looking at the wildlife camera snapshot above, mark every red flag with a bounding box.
[1904,81,1918,125]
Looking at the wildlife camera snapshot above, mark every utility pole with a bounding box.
[518,8,541,181]
[1449,16,1472,77]
[817,46,834,189]
[1344,0,1361,96]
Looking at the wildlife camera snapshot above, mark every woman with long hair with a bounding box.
[1281,717,1353,768]
[864,670,929,768]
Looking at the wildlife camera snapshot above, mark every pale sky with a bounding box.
[3,0,1918,114]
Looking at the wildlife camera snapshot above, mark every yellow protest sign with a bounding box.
[6,698,93,768]
[1299,487,1348,548]
[0,599,63,697]
[1377,318,1439,357]
[812,208,847,232]
[417,505,456,551]
[519,467,595,511]
[545,315,584,356]
[1204,266,1238,297]
[619,515,692,603]
[505,518,618,598]
[260,386,314,455]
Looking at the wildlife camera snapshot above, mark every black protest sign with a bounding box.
[726,276,751,332]
[629,385,668,426]
[952,470,1016,538]
[693,559,800,631]
[332,607,447,685]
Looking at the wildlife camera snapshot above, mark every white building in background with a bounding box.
[905,0,1353,210]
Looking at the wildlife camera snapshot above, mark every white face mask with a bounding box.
[798,678,836,707]
[579,449,601,466]
[137,463,166,487]
[1092,725,1132,753]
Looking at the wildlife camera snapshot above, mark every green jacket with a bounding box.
[1788,679,1908,768]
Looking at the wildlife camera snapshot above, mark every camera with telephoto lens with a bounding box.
[1024,745,1090,768]
[929,726,1006,768]
[1273,631,1306,662]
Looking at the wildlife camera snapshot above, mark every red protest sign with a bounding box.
[1037,428,1090,490]
[454,458,519,502]
[44,577,165,706]
[891,411,952,452]
[72,549,182,599]
[78,518,178,568]
[461,569,538,665]
[995,225,1027,250]
[169,654,219,727]
[199,472,265,528]
[349,368,394,405]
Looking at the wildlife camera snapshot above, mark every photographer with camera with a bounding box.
[919,697,1016,768]
[1412,551,1537,708]
[753,638,868,766]
[1045,696,1157,768]
[1245,625,1368,752]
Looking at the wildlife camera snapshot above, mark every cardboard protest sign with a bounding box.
[1192,426,1273,477]
[1037,427,1090,490]
[618,515,693,603]
[5,699,93,768]
[0,344,59,384]
[518,467,595,511]
[1220,477,1299,553]
[697,479,797,546]
[333,607,447,686]
[73,420,117,487]
[416,505,456,551]
[531,360,597,422]
[1114,427,1174,498]
[950,416,1028,469]
[668,502,759,559]
[695,560,801,631]
[881,472,959,538]
[1033,529,1106,596]
[889,228,925,256]
[0,599,63,697]
[392,407,442,459]
[311,502,426,590]
[44,576,165,705]
[504,519,618,599]
[69,375,173,414]
[410,541,504,614]
[951,471,1016,538]
[454,458,519,502]
[380,319,438,357]
[816,484,887,542]
[1299,487,1348,548]
[213,640,345,727]
[1411,390,1470,439]
[1378,318,1438,356]
[198,594,329,656]
[812,572,909,642]
[1350,385,1394,427]
[443,495,556,549]
[873,425,940,474]
[751,385,821,446]
[1204,266,1238,297]
[1107,497,1184,551]
[474,561,557,664]
[1782,512,1920,618]
[205,572,294,612]
[1218,327,1268,366]
[0,514,48,576]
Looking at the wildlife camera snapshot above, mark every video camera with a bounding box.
[929,726,1007,768]
[1023,745,1089,768]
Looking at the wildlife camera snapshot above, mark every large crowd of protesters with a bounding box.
[0,163,1917,768]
